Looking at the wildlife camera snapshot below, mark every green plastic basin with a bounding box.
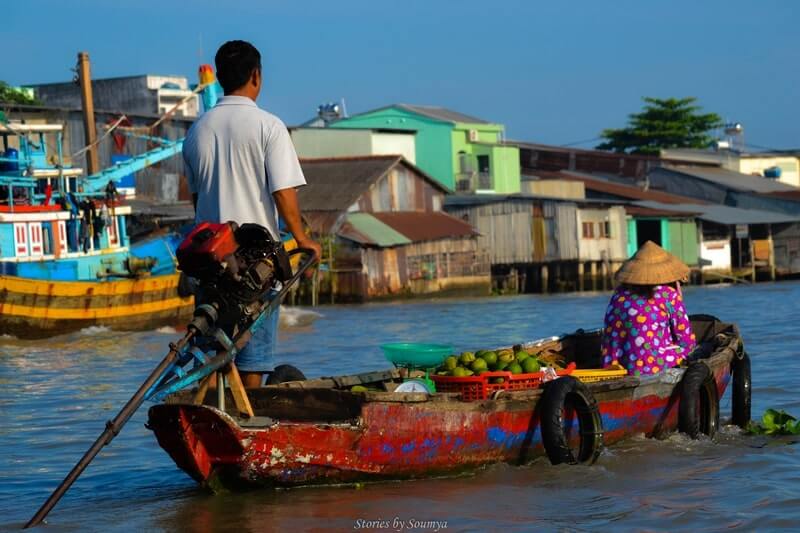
[380,342,453,368]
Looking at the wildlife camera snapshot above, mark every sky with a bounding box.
[4,0,799,150]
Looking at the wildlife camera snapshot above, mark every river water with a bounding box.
[2,283,799,531]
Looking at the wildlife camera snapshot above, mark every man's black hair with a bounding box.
[215,40,262,94]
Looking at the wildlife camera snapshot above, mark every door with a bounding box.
[635,219,662,248]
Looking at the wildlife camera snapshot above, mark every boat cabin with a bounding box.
[0,122,133,280]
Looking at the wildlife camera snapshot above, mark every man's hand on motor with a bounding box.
[297,237,322,264]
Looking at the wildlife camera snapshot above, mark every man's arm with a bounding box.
[273,187,322,262]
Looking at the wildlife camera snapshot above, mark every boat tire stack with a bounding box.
[730,351,752,429]
[678,362,720,439]
[539,376,603,465]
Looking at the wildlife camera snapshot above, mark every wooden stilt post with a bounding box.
[601,260,609,291]
[590,261,598,291]
[768,224,776,282]
[577,262,584,292]
[312,268,319,307]
[554,262,561,292]
[329,238,335,304]
[541,264,549,294]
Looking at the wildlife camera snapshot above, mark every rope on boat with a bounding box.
[5,80,210,167]
[71,114,128,159]
[112,82,211,135]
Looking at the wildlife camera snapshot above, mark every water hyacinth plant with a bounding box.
[747,409,800,436]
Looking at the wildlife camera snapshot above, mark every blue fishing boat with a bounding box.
[0,121,193,338]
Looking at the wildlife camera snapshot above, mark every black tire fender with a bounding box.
[731,351,752,429]
[539,376,604,465]
[266,364,306,385]
[678,362,720,439]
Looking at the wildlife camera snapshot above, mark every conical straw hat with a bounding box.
[615,241,690,285]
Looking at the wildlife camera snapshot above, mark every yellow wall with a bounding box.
[737,156,799,187]
[522,180,585,199]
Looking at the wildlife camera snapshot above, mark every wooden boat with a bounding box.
[0,122,194,338]
[147,315,750,490]
[0,271,193,339]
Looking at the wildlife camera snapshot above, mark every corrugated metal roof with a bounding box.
[340,103,492,125]
[338,212,478,247]
[303,210,343,234]
[298,156,449,214]
[372,211,477,242]
[444,193,613,208]
[557,170,706,204]
[298,156,400,212]
[760,190,800,201]
[340,213,412,247]
[633,201,800,225]
[624,205,701,218]
[397,104,491,124]
[663,165,798,193]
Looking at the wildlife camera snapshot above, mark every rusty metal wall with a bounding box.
[359,237,488,297]
[361,165,444,213]
[575,206,628,261]
[446,202,533,265]
[553,203,579,260]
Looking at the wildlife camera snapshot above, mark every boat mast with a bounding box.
[77,52,100,175]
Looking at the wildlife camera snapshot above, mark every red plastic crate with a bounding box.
[431,363,576,401]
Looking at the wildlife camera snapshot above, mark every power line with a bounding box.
[560,136,602,148]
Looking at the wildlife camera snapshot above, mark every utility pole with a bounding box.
[77,52,100,174]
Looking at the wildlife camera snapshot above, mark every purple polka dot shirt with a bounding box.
[601,285,697,376]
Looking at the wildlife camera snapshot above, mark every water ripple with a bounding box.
[1,283,800,531]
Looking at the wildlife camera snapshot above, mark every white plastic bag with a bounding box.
[541,366,559,382]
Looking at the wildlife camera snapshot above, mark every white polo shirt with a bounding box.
[183,95,306,239]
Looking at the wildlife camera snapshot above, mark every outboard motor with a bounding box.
[176,222,292,335]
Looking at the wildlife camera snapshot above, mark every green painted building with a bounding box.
[627,215,699,266]
[330,104,520,194]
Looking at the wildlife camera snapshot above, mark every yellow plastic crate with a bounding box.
[572,363,628,383]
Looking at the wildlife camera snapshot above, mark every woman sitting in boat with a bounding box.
[601,241,697,376]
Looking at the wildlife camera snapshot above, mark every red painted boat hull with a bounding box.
[147,350,735,490]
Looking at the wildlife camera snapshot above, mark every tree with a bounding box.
[596,97,722,155]
[0,81,40,105]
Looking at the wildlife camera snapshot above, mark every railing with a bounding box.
[455,172,494,193]
[407,252,491,280]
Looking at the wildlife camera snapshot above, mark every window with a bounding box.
[597,221,612,238]
[582,221,594,239]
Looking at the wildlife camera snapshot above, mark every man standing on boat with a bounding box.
[182,39,321,388]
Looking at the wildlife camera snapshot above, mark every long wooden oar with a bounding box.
[23,330,196,529]
[24,249,314,528]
